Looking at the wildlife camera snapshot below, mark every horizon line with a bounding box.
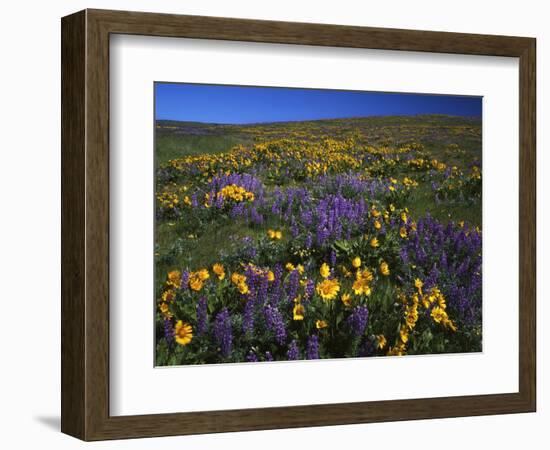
[155,112,482,126]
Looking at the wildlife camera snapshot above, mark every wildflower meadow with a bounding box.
[154,86,482,366]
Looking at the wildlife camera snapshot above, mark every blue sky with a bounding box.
[155,83,482,124]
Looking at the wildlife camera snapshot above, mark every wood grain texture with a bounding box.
[61,10,86,439]
[61,8,536,441]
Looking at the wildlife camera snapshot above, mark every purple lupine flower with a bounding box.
[270,263,284,305]
[214,308,233,358]
[286,269,300,303]
[163,318,174,347]
[329,249,337,267]
[265,351,274,362]
[246,351,258,362]
[287,340,300,360]
[196,296,208,336]
[180,269,190,290]
[347,305,369,336]
[264,305,286,345]
[303,279,315,303]
[242,299,255,334]
[306,335,319,360]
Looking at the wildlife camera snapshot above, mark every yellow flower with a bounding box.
[296,264,305,275]
[161,289,175,303]
[316,319,328,329]
[401,212,408,223]
[212,263,225,281]
[174,321,193,346]
[352,278,371,296]
[430,306,448,323]
[341,265,353,278]
[405,304,419,329]
[231,272,247,285]
[267,270,275,282]
[285,262,295,272]
[399,325,409,344]
[380,261,390,276]
[166,270,181,288]
[399,227,408,238]
[352,256,361,269]
[319,262,330,278]
[158,302,172,318]
[414,278,423,292]
[293,303,305,321]
[374,220,382,230]
[376,334,387,349]
[341,293,352,307]
[370,237,379,248]
[267,229,283,240]
[444,319,458,332]
[197,269,209,281]
[188,274,204,292]
[237,282,249,295]
[316,278,340,301]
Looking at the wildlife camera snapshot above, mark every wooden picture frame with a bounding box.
[61,9,536,441]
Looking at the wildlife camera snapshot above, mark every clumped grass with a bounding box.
[156,133,252,164]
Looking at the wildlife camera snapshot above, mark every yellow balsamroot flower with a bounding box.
[341,265,353,278]
[267,229,283,240]
[370,237,380,248]
[341,293,352,307]
[162,289,175,303]
[166,270,182,288]
[231,272,247,286]
[399,325,409,344]
[319,262,331,278]
[405,304,419,329]
[430,306,448,324]
[358,268,373,282]
[376,334,387,349]
[267,270,275,282]
[374,220,382,230]
[197,269,209,281]
[352,278,371,296]
[188,274,204,292]
[445,319,458,332]
[316,278,340,301]
[212,263,225,281]
[293,303,305,321]
[401,212,408,223]
[380,261,390,276]
[296,264,305,275]
[285,262,295,272]
[316,319,328,329]
[399,227,408,239]
[387,343,407,356]
[237,282,249,295]
[174,320,193,346]
[414,278,423,293]
[158,302,172,318]
[352,256,361,269]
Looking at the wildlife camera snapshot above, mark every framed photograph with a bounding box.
[61,9,536,440]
